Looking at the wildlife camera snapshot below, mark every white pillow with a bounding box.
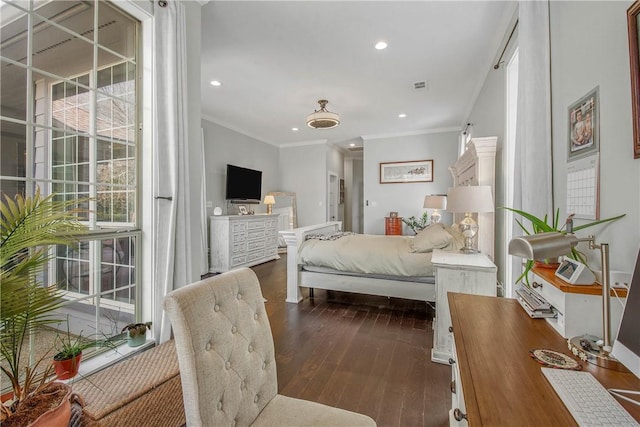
[442,225,466,251]
[410,223,453,253]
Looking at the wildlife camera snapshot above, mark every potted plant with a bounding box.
[121,322,152,347]
[501,206,625,285]
[0,189,86,425]
[402,211,430,235]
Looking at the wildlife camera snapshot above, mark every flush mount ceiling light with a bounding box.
[306,99,340,129]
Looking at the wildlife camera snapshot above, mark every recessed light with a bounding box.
[349,143,355,147]
[398,113,407,118]
[291,127,299,131]
[375,41,387,50]
[210,80,222,87]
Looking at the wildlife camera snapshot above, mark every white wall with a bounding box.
[549,0,639,273]
[362,132,459,235]
[201,119,280,215]
[279,144,328,226]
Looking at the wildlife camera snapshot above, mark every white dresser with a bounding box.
[209,214,279,273]
[431,249,497,364]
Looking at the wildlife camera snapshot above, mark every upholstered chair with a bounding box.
[164,267,376,427]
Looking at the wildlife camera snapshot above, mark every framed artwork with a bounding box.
[628,0,640,158]
[380,159,433,184]
[238,205,247,215]
[567,86,599,161]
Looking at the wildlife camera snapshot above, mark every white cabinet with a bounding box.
[529,267,626,339]
[209,214,279,273]
[449,336,468,427]
[431,249,497,364]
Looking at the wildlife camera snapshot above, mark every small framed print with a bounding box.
[238,205,248,215]
[380,160,433,184]
[567,87,599,161]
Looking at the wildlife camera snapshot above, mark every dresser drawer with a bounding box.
[247,229,266,240]
[247,249,266,262]
[231,242,247,254]
[247,219,266,230]
[231,232,247,243]
[231,254,247,267]
[232,222,247,233]
[248,239,266,251]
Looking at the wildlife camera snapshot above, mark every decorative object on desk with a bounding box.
[555,257,596,285]
[446,185,494,254]
[530,349,582,370]
[379,159,433,184]
[122,322,152,347]
[509,229,627,371]
[423,194,447,223]
[306,99,340,129]
[628,0,640,159]
[213,206,222,216]
[238,205,248,215]
[389,211,398,218]
[502,206,625,285]
[567,86,599,161]
[402,211,429,234]
[263,195,275,214]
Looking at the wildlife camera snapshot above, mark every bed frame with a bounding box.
[281,137,497,304]
[280,222,436,304]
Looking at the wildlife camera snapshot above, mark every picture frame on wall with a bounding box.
[567,86,599,161]
[379,159,433,184]
[628,0,640,158]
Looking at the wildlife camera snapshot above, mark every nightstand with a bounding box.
[384,216,403,235]
[431,249,497,364]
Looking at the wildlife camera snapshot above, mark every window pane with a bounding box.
[0,3,27,65]
[0,60,27,121]
[0,120,27,177]
[97,2,137,60]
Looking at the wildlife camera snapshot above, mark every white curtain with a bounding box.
[511,1,553,282]
[153,0,194,344]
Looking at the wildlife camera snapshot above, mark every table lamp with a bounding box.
[263,195,275,214]
[509,231,625,371]
[423,195,447,223]
[446,185,494,254]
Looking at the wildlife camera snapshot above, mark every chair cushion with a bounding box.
[251,394,376,427]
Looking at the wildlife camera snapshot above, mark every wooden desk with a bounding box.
[448,292,640,426]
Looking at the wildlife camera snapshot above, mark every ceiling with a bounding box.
[200,1,516,150]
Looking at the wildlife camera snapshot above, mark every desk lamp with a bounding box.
[446,186,494,254]
[509,231,625,371]
[423,195,447,223]
[263,195,275,214]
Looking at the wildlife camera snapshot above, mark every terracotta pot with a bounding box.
[29,383,72,427]
[53,352,82,380]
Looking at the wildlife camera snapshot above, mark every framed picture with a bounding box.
[567,87,599,161]
[380,159,433,184]
[238,205,247,215]
[628,1,640,158]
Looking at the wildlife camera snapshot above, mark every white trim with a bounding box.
[279,139,328,148]
[361,126,461,141]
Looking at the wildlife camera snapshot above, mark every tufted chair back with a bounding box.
[164,268,277,427]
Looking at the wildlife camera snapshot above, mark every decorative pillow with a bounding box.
[410,223,453,253]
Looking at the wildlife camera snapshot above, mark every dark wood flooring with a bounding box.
[250,254,451,427]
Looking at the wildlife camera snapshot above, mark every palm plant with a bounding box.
[501,207,625,285]
[0,188,86,418]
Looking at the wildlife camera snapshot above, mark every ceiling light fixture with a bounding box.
[306,99,340,129]
[398,113,407,118]
[210,80,222,87]
[291,127,299,131]
[375,41,388,50]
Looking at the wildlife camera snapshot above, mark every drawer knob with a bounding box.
[450,380,456,394]
[454,408,467,422]
[449,358,456,365]
[448,326,454,333]
[532,281,543,289]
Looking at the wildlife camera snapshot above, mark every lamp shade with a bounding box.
[263,195,275,205]
[423,195,447,210]
[508,232,579,260]
[446,186,494,213]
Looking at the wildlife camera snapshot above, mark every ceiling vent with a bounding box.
[414,81,428,90]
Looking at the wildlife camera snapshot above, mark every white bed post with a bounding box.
[280,229,303,303]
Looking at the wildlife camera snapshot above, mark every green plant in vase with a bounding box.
[500,207,625,285]
[402,211,430,235]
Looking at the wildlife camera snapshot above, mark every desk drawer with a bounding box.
[532,274,565,315]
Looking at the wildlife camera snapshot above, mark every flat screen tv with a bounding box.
[225,164,262,202]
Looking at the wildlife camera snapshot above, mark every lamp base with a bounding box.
[267,205,272,214]
[567,335,628,372]
[460,247,480,254]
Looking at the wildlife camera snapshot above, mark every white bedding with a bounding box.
[298,234,435,277]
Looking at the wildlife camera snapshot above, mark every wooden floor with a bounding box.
[250,254,451,427]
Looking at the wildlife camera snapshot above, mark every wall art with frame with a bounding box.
[379,160,433,184]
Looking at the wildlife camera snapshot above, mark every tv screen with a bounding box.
[225,164,262,201]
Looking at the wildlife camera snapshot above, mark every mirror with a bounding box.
[266,191,297,252]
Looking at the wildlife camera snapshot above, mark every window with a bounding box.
[0,0,141,378]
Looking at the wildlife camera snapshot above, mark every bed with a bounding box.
[281,137,497,304]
